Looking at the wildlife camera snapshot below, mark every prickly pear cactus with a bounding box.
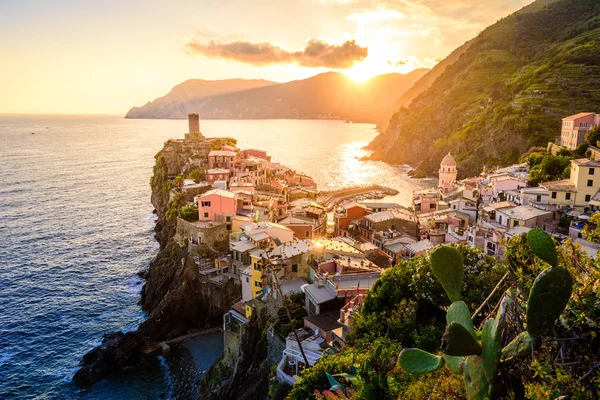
[447,300,474,332]
[442,321,482,357]
[464,355,489,400]
[397,238,573,400]
[526,266,573,336]
[501,331,536,362]
[398,348,444,374]
[430,246,464,302]
[527,228,558,267]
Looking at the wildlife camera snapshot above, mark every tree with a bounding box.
[582,211,600,243]
[179,204,198,222]
[584,125,600,147]
[187,168,205,183]
[173,175,184,189]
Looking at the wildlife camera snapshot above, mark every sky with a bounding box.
[0,0,533,114]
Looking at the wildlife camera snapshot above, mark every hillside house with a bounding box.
[560,112,600,150]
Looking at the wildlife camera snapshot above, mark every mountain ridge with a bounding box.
[125,70,428,123]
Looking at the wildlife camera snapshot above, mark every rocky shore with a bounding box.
[73,139,241,389]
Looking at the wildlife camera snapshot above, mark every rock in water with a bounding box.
[73,331,145,389]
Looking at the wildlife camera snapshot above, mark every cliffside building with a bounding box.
[560,112,600,150]
[185,113,205,140]
[439,153,458,193]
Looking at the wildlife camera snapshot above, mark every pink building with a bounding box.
[197,189,241,227]
[560,112,600,150]
[206,168,231,184]
[242,149,271,161]
[490,174,527,197]
[208,150,238,170]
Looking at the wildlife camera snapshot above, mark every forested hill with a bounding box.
[367,0,600,178]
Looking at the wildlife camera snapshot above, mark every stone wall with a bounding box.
[266,326,286,367]
[175,217,228,250]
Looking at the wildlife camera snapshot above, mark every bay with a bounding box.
[0,115,429,399]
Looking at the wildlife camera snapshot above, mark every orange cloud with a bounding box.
[185,38,368,69]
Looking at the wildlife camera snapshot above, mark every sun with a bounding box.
[344,62,378,83]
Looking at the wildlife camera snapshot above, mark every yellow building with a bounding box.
[249,249,266,300]
[541,158,600,211]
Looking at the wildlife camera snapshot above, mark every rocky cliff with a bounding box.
[73,137,241,388]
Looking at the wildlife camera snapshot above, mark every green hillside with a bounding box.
[367,0,600,177]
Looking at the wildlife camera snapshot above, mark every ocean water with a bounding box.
[0,115,429,399]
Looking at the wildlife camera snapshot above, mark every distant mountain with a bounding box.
[367,0,600,177]
[125,70,428,123]
[126,79,275,119]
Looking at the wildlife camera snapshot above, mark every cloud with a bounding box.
[387,59,406,66]
[185,38,368,69]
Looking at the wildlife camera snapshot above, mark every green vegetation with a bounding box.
[209,137,238,150]
[525,150,573,186]
[178,204,198,222]
[173,175,184,189]
[370,0,600,177]
[286,233,600,399]
[187,168,205,183]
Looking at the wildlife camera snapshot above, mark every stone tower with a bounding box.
[439,152,457,188]
[188,113,200,134]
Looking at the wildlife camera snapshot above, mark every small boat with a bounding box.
[345,120,351,123]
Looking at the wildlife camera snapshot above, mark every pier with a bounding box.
[317,184,399,210]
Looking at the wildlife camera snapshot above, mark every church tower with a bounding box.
[439,152,457,189]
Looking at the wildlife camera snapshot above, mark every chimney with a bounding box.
[188,113,200,134]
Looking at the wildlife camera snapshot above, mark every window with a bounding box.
[246,277,249,283]
[513,220,519,227]
[255,281,262,288]
[566,193,571,200]
[588,180,594,187]
[225,216,231,222]
[590,168,595,175]
[536,195,542,202]
[203,212,209,218]
[292,264,298,273]
[305,231,310,238]
[201,201,211,207]
[430,203,436,209]
[586,194,591,202]
[498,215,503,224]
[253,262,260,270]
[551,192,557,199]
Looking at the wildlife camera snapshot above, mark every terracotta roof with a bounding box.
[540,179,576,192]
[572,158,600,167]
[563,112,595,120]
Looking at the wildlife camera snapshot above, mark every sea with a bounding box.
[0,115,431,399]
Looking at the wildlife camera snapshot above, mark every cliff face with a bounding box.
[74,138,240,388]
[200,308,270,400]
[367,0,600,178]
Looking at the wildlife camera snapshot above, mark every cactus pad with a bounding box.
[526,266,573,336]
[464,355,490,400]
[481,319,501,383]
[430,246,464,302]
[527,228,558,267]
[442,321,482,356]
[443,354,464,375]
[501,331,536,362]
[447,300,474,334]
[399,348,444,374]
